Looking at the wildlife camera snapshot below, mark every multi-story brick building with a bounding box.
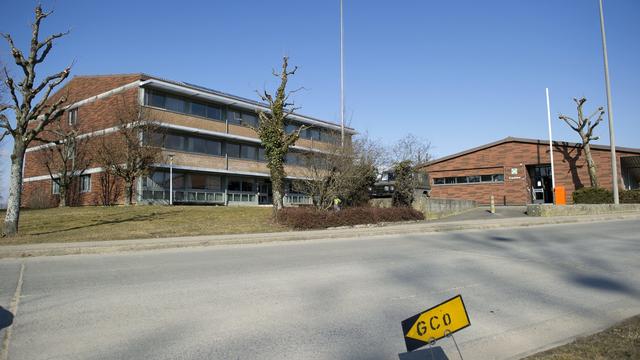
[22,74,355,207]
[420,137,640,205]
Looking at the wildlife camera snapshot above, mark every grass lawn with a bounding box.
[524,314,640,359]
[1,206,287,245]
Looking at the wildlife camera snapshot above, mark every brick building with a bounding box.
[420,137,640,205]
[23,74,355,207]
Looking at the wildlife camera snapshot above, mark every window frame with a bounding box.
[79,174,91,193]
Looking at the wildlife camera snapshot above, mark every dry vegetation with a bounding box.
[524,314,640,360]
[0,206,285,245]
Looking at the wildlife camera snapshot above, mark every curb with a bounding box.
[1,213,639,259]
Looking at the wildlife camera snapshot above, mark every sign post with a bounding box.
[401,295,471,353]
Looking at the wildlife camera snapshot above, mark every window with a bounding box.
[206,105,222,120]
[147,91,166,108]
[308,128,320,141]
[228,110,259,127]
[80,175,91,193]
[241,180,254,192]
[205,139,222,156]
[226,143,240,158]
[240,144,257,160]
[52,180,60,195]
[258,147,266,162]
[433,174,505,185]
[242,113,258,127]
[190,101,207,117]
[68,109,78,126]
[165,134,185,151]
[285,124,297,134]
[165,95,185,113]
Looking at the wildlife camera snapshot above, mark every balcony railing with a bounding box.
[141,188,312,206]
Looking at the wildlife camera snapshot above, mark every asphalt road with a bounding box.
[1,219,639,360]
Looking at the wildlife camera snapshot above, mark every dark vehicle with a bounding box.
[370,170,430,198]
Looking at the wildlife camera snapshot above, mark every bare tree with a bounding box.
[94,172,122,206]
[392,134,432,166]
[94,96,163,206]
[295,135,381,209]
[253,57,307,211]
[1,5,71,236]
[39,122,92,207]
[559,97,604,188]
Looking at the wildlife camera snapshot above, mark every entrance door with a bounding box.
[257,180,272,205]
[528,165,553,204]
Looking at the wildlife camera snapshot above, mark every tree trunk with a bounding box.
[58,186,67,208]
[582,141,599,188]
[124,180,133,206]
[271,174,284,211]
[3,141,26,236]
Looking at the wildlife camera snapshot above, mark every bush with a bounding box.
[620,190,640,204]
[572,187,613,204]
[277,206,424,229]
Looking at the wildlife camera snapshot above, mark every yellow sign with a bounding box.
[401,295,470,352]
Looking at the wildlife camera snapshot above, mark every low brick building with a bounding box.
[420,137,640,205]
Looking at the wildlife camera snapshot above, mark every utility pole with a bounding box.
[340,0,345,147]
[598,0,619,204]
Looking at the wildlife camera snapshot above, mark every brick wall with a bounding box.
[423,140,637,205]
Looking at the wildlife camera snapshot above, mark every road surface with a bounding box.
[1,219,639,359]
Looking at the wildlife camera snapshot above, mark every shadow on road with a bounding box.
[399,346,449,359]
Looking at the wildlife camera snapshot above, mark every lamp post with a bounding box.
[339,0,345,147]
[598,0,619,204]
[168,153,174,205]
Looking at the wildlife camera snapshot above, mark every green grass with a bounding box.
[1,206,287,245]
[524,314,640,359]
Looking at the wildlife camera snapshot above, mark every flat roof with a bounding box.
[421,136,640,167]
[73,73,355,133]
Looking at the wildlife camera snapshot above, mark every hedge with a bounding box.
[276,206,424,229]
[573,187,640,204]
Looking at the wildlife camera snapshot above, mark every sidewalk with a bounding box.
[1,212,639,259]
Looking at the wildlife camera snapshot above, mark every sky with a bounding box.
[1,0,639,202]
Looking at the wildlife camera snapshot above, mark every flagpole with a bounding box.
[340,0,345,147]
[598,0,619,204]
[546,88,556,196]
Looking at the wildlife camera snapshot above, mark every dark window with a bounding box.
[456,176,468,184]
[468,175,481,183]
[228,179,241,191]
[206,140,221,156]
[309,128,320,141]
[165,134,185,151]
[147,91,165,108]
[242,113,258,127]
[445,177,456,184]
[190,137,207,154]
[241,144,257,160]
[206,105,222,120]
[493,174,504,182]
[165,95,185,113]
[190,174,207,189]
[242,180,254,192]
[226,143,240,158]
[434,178,445,185]
[258,147,266,162]
[481,175,493,182]
[227,110,242,125]
[190,101,207,117]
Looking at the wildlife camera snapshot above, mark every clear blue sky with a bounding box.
[1,0,639,199]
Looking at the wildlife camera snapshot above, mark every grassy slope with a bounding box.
[1,206,286,245]
[524,314,640,359]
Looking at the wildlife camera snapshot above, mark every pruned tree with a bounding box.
[94,172,122,206]
[94,96,163,205]
[39,122,92,207]
[392,134,431,166]
[559,97,604,188]
[253,57,307,211]
[1,5,71,236]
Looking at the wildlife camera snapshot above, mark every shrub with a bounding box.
[620,190,640,204]
[392,160,415,207]
[572,187,613,204]
[277,206,424,229]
